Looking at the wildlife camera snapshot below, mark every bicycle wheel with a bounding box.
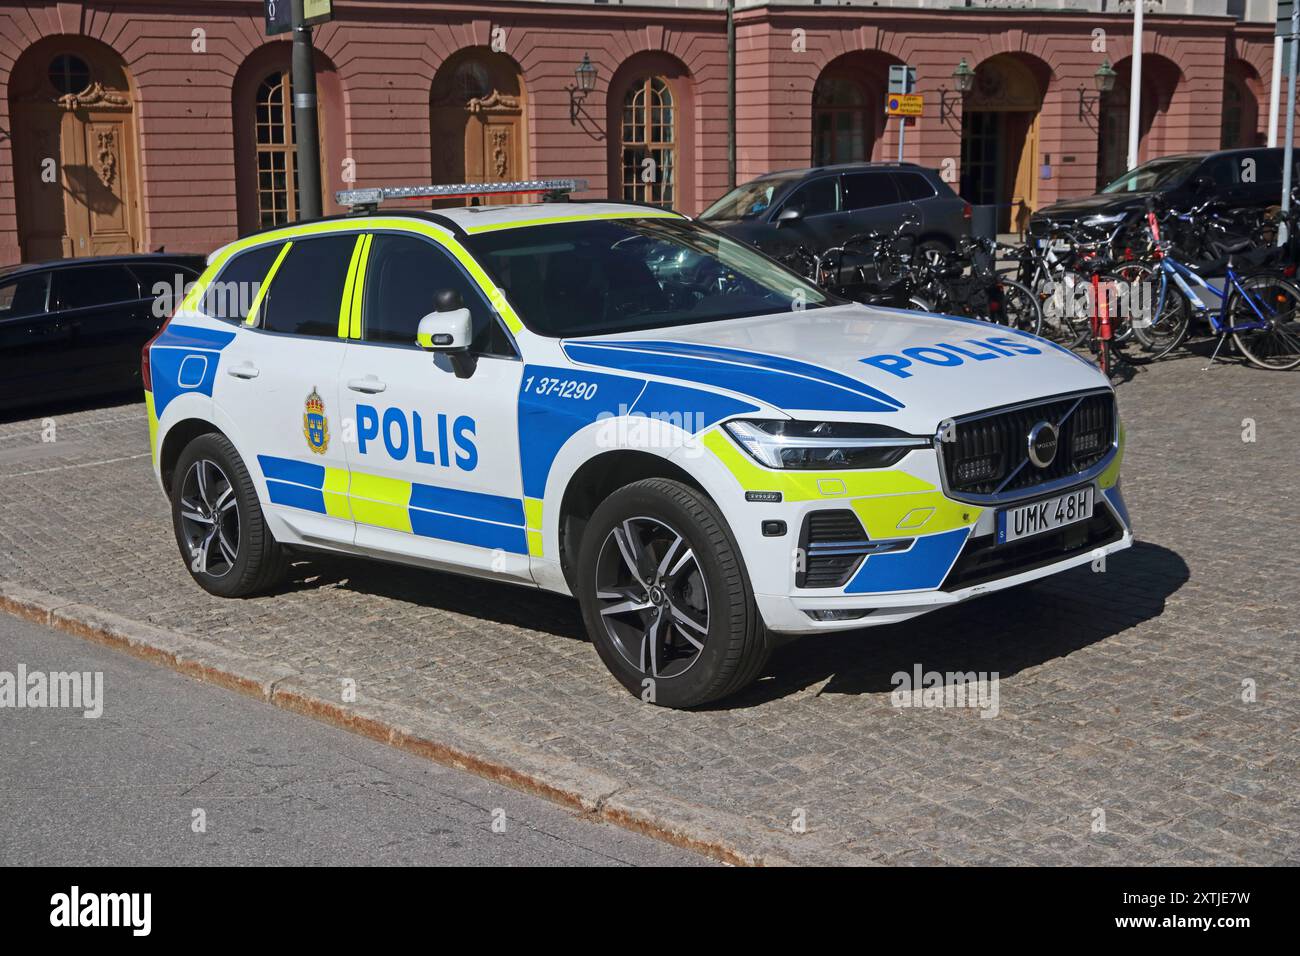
[996,278,1043,336]
[1227,273,1300,370]
[1037,271,1088,347]
[1129,268,1190,360]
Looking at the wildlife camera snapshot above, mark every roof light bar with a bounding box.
[336,179,589,212]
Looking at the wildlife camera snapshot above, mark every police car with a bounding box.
[143,179,1131,708]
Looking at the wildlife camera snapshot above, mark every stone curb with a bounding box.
[0,580,854,867]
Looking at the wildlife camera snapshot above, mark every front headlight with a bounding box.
[1080,212,1127,228]
[723,419,929,470]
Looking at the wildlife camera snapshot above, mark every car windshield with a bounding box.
[462,217,836,337]
[1101,157,1201,194]
[699,175,800,221]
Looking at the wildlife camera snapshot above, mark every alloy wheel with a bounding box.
[178,458,240,577]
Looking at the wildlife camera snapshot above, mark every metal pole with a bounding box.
[1269,34,1283,147]
[1281,8,1298,246]
[897,116,906,163]
[726,0,736,190]
[291,0,322,220]
[1126,0,1143,171]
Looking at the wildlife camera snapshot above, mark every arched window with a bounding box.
[620,76,676,207]
[812,75,867,166]
[255,70,301,228]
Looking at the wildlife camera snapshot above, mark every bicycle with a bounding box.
[1134,198,1300,370]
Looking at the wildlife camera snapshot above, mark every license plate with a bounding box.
[997,487,1094,544]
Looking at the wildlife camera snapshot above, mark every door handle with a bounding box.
[227,362,260,380]
[347,376,387,394]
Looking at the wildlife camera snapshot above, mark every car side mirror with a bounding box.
[775,206,802,227]
[416,306,476,378]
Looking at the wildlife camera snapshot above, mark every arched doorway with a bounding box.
[1096,55,1182,189]
[8,37,142,260]
[1221,63,1262,149]
[431,49,527,204]
[607,52,694,210]
[960,54,1047,233]
[811,52,895,166]
[233,43,342,233]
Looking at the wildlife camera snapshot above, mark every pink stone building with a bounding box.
[0,0,1286,264]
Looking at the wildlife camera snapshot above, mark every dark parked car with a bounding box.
[699,162,971,261]
[0,253,204,412]
[1030,147,1300,235]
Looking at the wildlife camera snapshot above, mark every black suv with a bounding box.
[1030,147,1299,235]
[0,253,204,413]
[699,162,970,260]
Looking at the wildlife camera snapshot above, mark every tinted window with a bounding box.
[50,266,139,310]
[130,261,201,294]
[463,217,834,338]
[0,273,50,319]
[259,236,356,338]
[841,172,900,210]
[782,177,838,217]
[894,172,936,201]
[1200,155,1240,187]
[203,243,284,322]
[361,233,509,354]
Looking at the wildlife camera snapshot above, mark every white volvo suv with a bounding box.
[144,181,1131,708]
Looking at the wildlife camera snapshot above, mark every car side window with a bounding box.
[1250,152,1282,183]
[129,262,201,300]
[50,266,139,311]
[780,177,838,217]
[0,273,51,319]
[841,172,901,210]
[1201,156,1239,187]
[202,243,284,323]
[259,236,356,338]
[893,172,936,201]
[361,233,512,355]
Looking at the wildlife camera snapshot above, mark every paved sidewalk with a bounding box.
[1,351,1297,864]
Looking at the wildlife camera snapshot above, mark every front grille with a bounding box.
[939,390,1115,500]
[942,505,1122,591]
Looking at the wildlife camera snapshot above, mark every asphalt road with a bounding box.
[0,613,711,866]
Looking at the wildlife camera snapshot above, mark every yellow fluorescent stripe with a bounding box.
[245,241,292,326]
[322,466,352,520]
[464,210,682,235]
[851,493,979,540]
[524,497,543,530]
[702,430,933,501]
[337,235,365,337]
[527,530,544,557]
[144,391,159,465]
[1098,423,1125,490]
[348,471,413,533]
[350,234,372,338]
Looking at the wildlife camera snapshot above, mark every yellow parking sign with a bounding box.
[885,93,924,117]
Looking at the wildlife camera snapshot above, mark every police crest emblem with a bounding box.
[303,387,329,454]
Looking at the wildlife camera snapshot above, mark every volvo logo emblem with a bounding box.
[1027,421,1059,469]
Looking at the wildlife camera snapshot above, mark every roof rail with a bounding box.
[336,179,589,214]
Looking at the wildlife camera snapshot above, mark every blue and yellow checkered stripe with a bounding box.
[257,455,529,555]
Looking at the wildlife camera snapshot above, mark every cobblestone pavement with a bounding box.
[1,351,1297,865]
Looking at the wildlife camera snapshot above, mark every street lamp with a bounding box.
[569,53,597,122]
[940,58,975,122]
[1079,58,1117,121]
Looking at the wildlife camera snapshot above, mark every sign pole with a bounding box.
[1282,2,1299,246]
[290,0,323,220]
[1126,0,1143,171]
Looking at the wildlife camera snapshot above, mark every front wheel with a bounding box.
[576,478,770,708]
[994,278,1042,336]
[1227,273,1300,370]
[1129,269,1191,360]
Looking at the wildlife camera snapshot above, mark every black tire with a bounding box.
[1228,273,1300,371]
[1130,272,1190,359]
[170,432,289,597]
[576,478,770,708]
[994,277,1042,336]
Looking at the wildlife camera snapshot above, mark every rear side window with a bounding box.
[203,243,284,322]
[841,172,900,210]
[50,266,139,310]
[361,234,511,355]
[259,235,357,338]
[0,272,51,319]
[1201,156,1241,187]
[1249,152,1282,183]
[782,177,838,217]
[894,172,937,201]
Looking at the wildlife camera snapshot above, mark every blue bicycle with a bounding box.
[1133,201,1300,370]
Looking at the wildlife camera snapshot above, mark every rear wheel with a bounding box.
[1228,273,1300,370]
[1037,270,1088,347]
[1130,270,1191,360]
[994,278,1042,336]
[170,432,288,597]
[576,478,770,708]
